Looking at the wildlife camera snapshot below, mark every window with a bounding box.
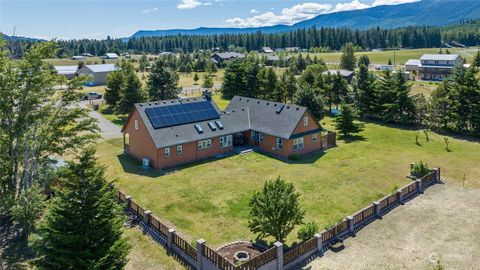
[258,133,264,142]
[251,131,256,141]
[198,139,212,150]
[293,137,304,150]
[303,116,308,127]
[276,138,283,150]
[176,145,183,155]
[164,147,170,158]
[134,120,139,130]
[312,133,318,143]
[220,135,233,148]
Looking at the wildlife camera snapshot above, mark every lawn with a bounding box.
[308,47,478,65]
[95,116,480,248]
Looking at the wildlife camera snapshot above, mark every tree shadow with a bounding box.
[0,218,34,270]
[338,134,366,143]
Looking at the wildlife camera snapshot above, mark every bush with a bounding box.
[297,221,319,241]
[288,154,301,161]
[411,161,430,178]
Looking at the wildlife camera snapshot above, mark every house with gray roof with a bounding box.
[405,54,463,81]
[122,92,332,170]
[322,70,355,83]
[76,64,118,86]
[54,65,78,79]
[211,52,245,64]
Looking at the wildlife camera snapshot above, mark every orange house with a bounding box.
[121,94,330,170]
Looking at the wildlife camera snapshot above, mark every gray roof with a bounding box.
[105,53,119,58]
[322,70,354,77]
[420,54,460,61]
[225,96,308,139]
[211,52,245,60]
[133,97,250,148]
[54,65,78,75]
[405,59,421,66]
[81,64,118,73]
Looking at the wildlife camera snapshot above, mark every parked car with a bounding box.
[83,92,102,100]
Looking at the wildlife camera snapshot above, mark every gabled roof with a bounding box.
[322,69,354,77]
[105,53,119,58]
[261,47,274,53]
[420,54,460,61]
[54,65,78,75]
[211,52,245,60]
[225,96,308,139]
[405,59,421,66]
[80,64,118,73]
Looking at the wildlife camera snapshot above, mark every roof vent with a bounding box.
[257,101,260,104]
[296,107,299,111]
[276,104,285,114]
[148,103,151,106]
[246,99,250,102]
[208,122,217,131]
[242,108,245,111]
[154,102,158,105]
[163,101,166,104]
[215,120,224,129]
[239,98,242,101]
[139,104,143,107]
[266,102,269,105]
[274,104,277,107]
[194,124,203,134]
[287,106,290,109]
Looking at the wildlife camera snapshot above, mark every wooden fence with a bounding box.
[203,245,237,270]
[238,247,277,270]
[173,233,197,261]
[283,237,317,265]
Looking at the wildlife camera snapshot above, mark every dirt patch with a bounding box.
[216,242,263,264]
[305,182,480,270]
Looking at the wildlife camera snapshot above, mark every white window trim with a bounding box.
[276,137,283,150]
[164,147,170,158]
[134,119,139,130]
[293,137,304,151]
[258,133,264,142]
[312,133,318,143]
[176,145,183,155]
[198,139,212,150]
[220,135,233,148]
[251,131,256,141]
[303,116,308,127]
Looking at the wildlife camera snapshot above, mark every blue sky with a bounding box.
[0,0,418,40]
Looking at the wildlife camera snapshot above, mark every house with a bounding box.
[122,93,331,170]
[419,54,462,81]
[76,64,118,86]
[322,70,354,83]
[260,47,274,53]
[54,65,78,79]
[103,53,119,59]
[211,52,245,64]
[404,59,421,73]
[285,47,301,52]
[71,55,85,60]
[375,64,394,71]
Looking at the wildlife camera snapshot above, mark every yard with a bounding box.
[96,116,480,250]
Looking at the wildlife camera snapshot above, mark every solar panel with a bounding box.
[145,101,220,129]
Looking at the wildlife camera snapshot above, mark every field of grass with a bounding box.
[95,116,480,249]
[308,47,479,65]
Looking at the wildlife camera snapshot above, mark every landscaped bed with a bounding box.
[96,117,480,248]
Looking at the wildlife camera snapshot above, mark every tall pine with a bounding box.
[117,71,145,114]
[31,147,129,270]
[147,58,179,100]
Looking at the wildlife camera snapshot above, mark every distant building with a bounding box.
[103,53,119,59]
[54,65,78,79]
[375,64,394,71]
[404,54,463,81]
[81,53,93,57]
[260,47,274,53]
[71,55,85,60]
[265,55,292,66]
[285,47,301,52]
[322,70,354,83]
[76,64,118,86]
[211,52,245,64]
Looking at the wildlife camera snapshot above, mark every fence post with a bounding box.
[196,239,206,270]
[410,163,415,174]
[314,233,323,253]
[144,210,151,225]
[396,189,403,204]
[125,195,132,211]
[434,167,441,182]
[416,179,423,193]
[373,201,381,218]
[274,241,284,270]
[168,228,175,250]
[347,216,354,235]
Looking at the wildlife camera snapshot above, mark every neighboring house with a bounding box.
[375,64,394,71]
[322,70,355,83]
[71,55,85,60]
[265,54,292,66]
[76,64,118,86]
[261,47,274,53]
[122,93,329,170]
[403,54,463,81]
[211,52,245,64]
[54,65,78,79]
[285,47,301,52]
[103,53,119,59]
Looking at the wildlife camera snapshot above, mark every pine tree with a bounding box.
[334,104,364,136]
[31,147,129,270]
[339,42,356,71]
[473,50,480,68]
[221,60,245,98]
[193,73,199,85]
[358,55,370,67]
[117,71,145,114]
[352,64,376,118]
[294,84,325,120]
[285,72,298,102]
[105,70,124,106]
[202,71,214,89]
[331,73,349,109]
[147,58,179,101]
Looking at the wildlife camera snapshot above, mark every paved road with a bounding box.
[79,100,122,139]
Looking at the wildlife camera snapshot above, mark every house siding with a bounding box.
[123,109,158,168]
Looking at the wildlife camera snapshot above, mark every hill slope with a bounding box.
[132,0,480,38]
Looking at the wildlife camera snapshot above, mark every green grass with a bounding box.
[98,104,127,126]
[307,47,478,65]
[95,117,480,248]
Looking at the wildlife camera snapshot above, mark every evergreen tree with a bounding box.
[376,71,416,123]
[105,70,124,106]
[285,72,298,102]
[193,73,199,85]
[334,104,364,136]
[358,55,370,67]
[352,64,376,118]
[258,67,278,99]
[294,84,325,120]
[202,71,214,89]
[138,54,148,72]
[117,72,145,114]
[331,73,350,109]
[147,58,179,101]
[222,60,246,99]
[31,147,130,270]
[473,50,480,68]
[339,42,356,71]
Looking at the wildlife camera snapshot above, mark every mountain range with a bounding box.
[132,0,480,38]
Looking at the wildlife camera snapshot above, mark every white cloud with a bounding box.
[228,0,419,27]
[141,7,158,14]
[250,9,260,14]
[177,0,204,9]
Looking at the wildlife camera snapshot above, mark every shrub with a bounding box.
[411,161,430,178]
[288,154,301,161]
[297,221,319,241]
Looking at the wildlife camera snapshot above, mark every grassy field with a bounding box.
[308,47,479,65]
[95,115,480,249]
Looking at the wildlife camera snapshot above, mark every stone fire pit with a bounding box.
[233,250,250,263]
